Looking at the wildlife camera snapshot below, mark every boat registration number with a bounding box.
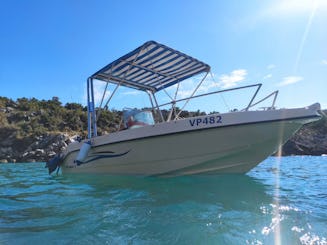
[189,116,222,126]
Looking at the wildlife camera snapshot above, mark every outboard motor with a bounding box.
[45,154,62,175]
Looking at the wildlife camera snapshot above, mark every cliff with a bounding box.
[280,113,327,156]
[0,96,326,163]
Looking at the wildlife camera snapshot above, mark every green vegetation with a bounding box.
[0,96,124,138]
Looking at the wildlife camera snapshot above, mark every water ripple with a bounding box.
[0,157,326,244]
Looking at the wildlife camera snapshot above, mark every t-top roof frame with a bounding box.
[90,40,211,93]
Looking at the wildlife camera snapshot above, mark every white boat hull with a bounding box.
[60,104,321,176]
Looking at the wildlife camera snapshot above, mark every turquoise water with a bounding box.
[0,157,326,244]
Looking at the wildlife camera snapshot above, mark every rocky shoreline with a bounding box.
[0,131,77,163]
[279,123,327,156]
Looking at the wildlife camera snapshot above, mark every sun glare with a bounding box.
[275,0,326,14]
[293,0,319,73]
[272,126,285,245]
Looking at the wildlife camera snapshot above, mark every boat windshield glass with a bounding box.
[123,109,155,129]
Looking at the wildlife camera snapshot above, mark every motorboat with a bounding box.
[46,41,322,176]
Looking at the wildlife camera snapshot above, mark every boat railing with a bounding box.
[245,90,279,111]
[157,83,279,120]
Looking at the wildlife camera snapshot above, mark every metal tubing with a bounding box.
[245,84,262,111]
[247,90,279,110]
[90,78,97,137]
[87,78,91,139]
[175,71,209,119]
[147,91,157,120]
[97,83,121,123]
[99,82,109,109]
[158,83,262,108]
[272,90,279,108]
[151,92,164,122]
[104,83,120,109]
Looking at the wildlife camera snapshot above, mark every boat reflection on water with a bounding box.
[60,173,272,211]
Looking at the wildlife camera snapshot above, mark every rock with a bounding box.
[9,158,16,163]
[5,107,15,113]
[0,130,17,147]
[47,151,57,157]
[9,133,75,162]
[280,117,327,156]
[22,152,29,157]
[35,149,45,155]
[0,146,12,155]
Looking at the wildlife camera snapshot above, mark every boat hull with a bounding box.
[61,106,320,176]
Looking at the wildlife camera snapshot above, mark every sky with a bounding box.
[1,0,327,113]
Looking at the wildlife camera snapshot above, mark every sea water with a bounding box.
[0,156,326,245]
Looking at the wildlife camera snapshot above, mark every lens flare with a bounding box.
[273,122,285,245]
[294,0,319,73]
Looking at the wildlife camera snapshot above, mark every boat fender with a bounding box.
[75,141,92,164]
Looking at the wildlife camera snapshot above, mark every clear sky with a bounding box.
[1,0,326,112]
